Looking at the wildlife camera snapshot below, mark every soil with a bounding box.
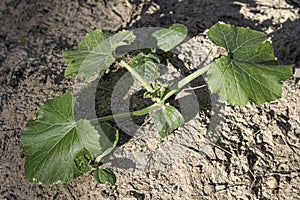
[1,0,300,199]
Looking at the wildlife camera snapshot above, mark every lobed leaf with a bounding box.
[63,30,135,78]
[20,93,118,186]
[207,23,294,106]
[63,30,112,77]
[153,105,184,138]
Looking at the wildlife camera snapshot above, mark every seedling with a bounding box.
[21,23,294,186]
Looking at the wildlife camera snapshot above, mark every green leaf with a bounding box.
[152,24,187,52]
[20,93,102,186]
[74,148,93,174]
[207,23,294,106]
[153,105,184,138]
[96,123,119,162]
[144,83,167,100]
[63,30,135,78]
[128,52,161,82]
[63,30,112,77]
[93,168,116,185]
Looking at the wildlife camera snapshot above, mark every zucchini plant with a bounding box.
[21,23,294,186]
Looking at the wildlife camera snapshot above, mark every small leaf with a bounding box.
[152,24,187,52]
[144,83,167,100]
[93,168,116,185]
[97,123,119,161]
[74,148,93,173]
[20,93,102,186]
[207,23,294,106]
[63,30,135,78]
[129,52,161,82]
[153,105,184,138]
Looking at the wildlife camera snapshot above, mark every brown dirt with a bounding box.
[1,0,299,199]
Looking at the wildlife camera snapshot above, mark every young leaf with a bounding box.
[144,83,168,101]
[63,30,135,78]
[207,23,294,106]
[74,148,93,174]
[153,105,184,138]
[93,168,116,185]
[96,123,119,162]
[128,52,161,82]
[152,24,187,52]
[20,93,102,186]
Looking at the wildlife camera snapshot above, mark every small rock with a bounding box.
[214,147,226,160]
[266,176,278,189]
[294,67,300,78]
[215,184,226,191]
[178,54,185,60]
[203,183,215,195]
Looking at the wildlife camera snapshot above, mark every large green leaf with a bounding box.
[153,105,184,138]
[207,23,294,106]
[93,168,116,185]
[152,24,187,52]
[128,52,161,82]
[63,30,135,78]
[21,93,103,186]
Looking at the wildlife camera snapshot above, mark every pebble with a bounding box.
[266,176,279,189]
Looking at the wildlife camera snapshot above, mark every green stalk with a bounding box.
[92,103,161,164]
[90,103,161,124]
[160,64,211,103]
[120,60,154,92]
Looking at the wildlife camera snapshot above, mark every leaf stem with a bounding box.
[90,104,161,123]
[161,64,211,103]
[120,60,154,92]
